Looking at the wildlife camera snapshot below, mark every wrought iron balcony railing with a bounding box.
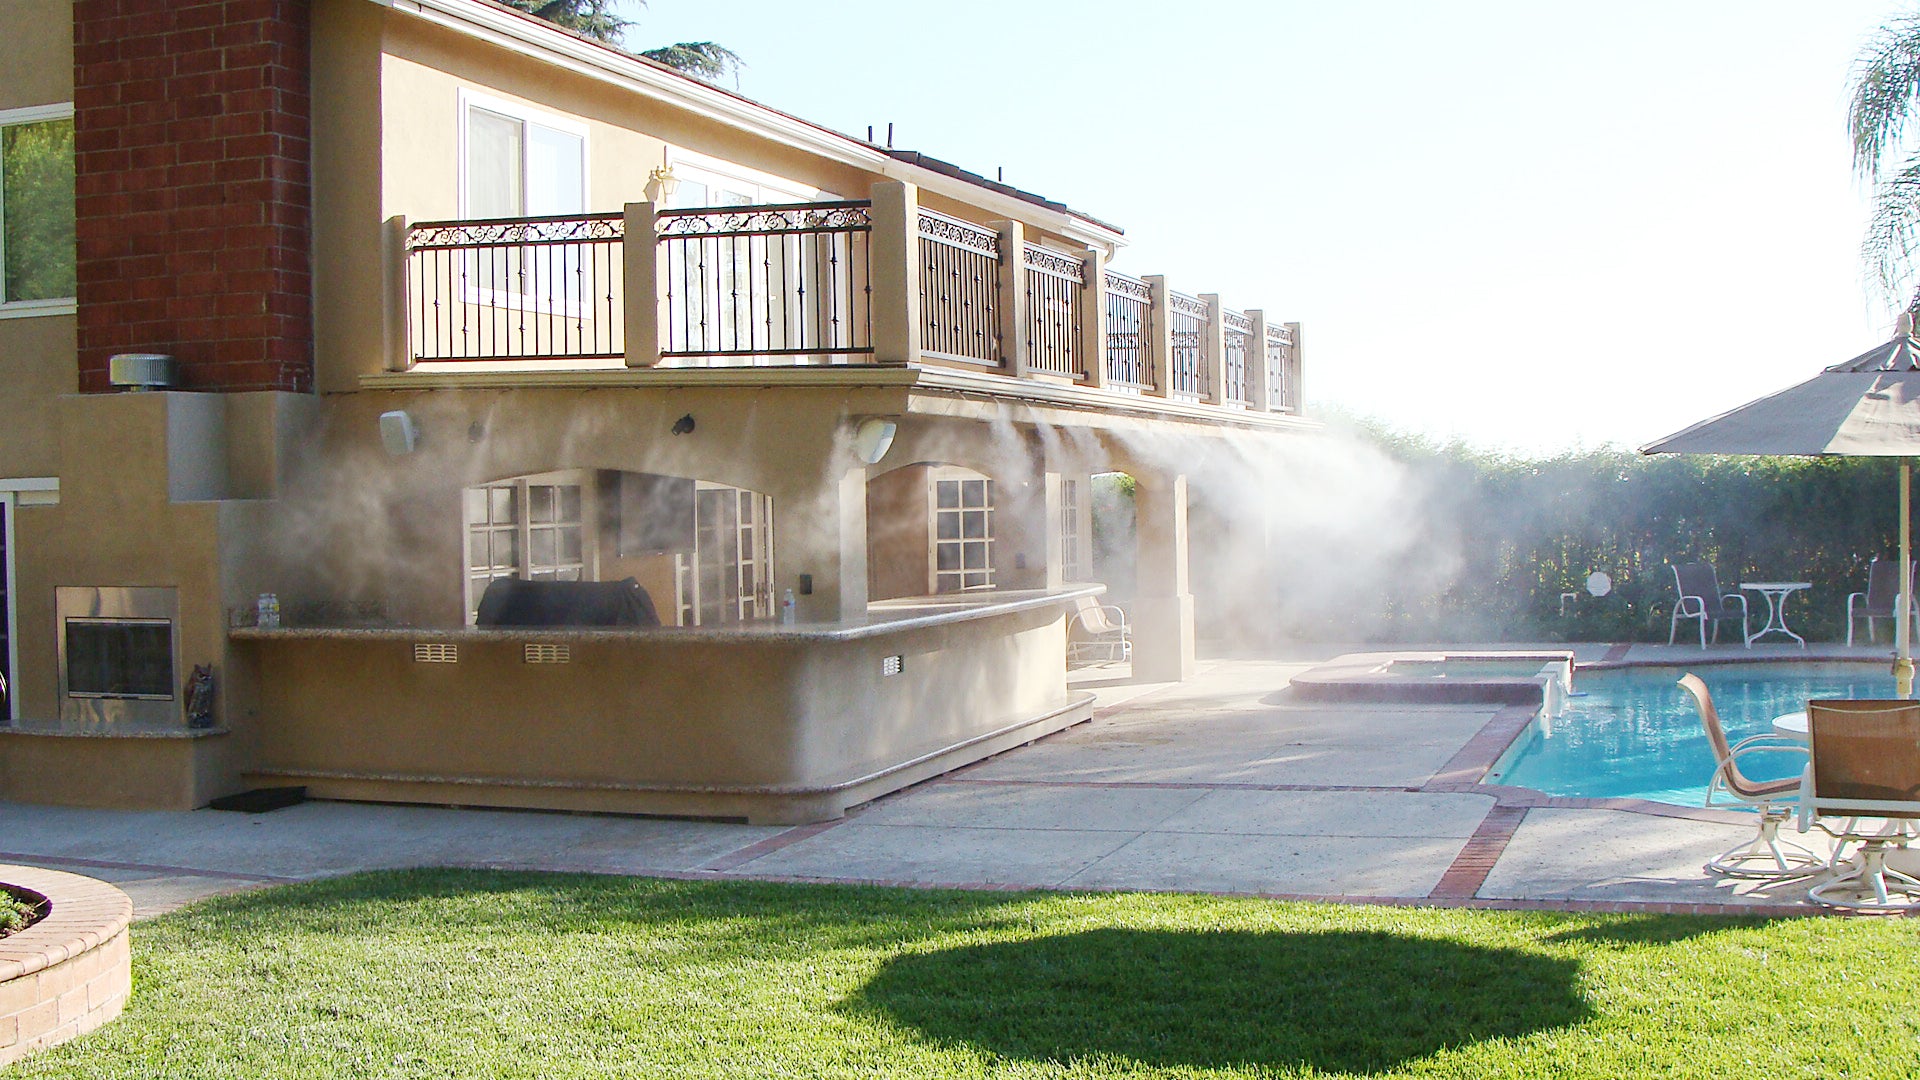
[397,182,1302,413]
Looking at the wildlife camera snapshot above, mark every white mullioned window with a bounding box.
[1060,478,1082,581]
[685,483,774,625]
[0,103,75,318]
[463,473,591,623]
[933,471,994,592]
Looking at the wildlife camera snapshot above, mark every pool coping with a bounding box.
[1287,650,1576,709]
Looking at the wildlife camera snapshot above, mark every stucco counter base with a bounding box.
[230,588,1099,824]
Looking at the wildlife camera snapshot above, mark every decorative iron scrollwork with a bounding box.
[1222,310,1253,333]
[409,214,624,250]
[1022,244,1085,281]
[1168,292,1210,319]
[657,202,873,237]
[918,210,1000,256]
[1104,274,1151,302]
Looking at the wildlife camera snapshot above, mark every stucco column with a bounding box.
[624,201,663,367]
[1142,274,1173,398]
[1286,321,1304,413]
[869,181,923,366]
[1132,471,1195,682]
[1246,308,1272,412]
[776,467,869,621]
[383,215,412,372]
[1199,293,1227,406]
[994,219,1030,378]
[1080,248,1108,389]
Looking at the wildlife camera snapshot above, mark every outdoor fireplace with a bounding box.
[55,587,180,727]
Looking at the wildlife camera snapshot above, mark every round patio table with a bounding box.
[1773,711,1808,740]
[1741,582,1811,648]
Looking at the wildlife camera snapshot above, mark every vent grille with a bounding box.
[524,643,571,664]
[881,654,904,677]
[412,643,459,663]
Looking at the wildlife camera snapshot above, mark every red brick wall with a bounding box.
[72,0,313,393]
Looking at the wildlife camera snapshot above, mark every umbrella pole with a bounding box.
[1901,461,1914,698]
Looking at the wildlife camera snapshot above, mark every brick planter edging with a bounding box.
[0,865,133,1066]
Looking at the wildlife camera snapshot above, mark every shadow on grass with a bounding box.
[1541,913,1781,948]
[846,927,1590,1075]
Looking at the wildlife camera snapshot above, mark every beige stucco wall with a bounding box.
[236,599,1082,822]
[0,0,71,110]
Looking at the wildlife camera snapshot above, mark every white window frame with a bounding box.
[931,468,995,593]
[461,470,597,624]
[660,145,822,209]
[457,90,591,219]
[0,102,76,320]
[0,477,58,721]
[1061,478,1082,582]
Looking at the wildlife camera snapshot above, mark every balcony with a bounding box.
[392,182,1302,416]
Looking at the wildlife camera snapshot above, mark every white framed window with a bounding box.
[683,483,774,625]
[463,472,593,623]
[0,103,75,319]
[933,470,994,592]
[0,492,14,721]
[1061,478,1082,581]
[459,91,588,219]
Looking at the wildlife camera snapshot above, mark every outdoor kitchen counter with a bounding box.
[226,586,1101,824]
[225,584,1107,643]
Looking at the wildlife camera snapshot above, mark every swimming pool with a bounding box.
[1485,662,1897,806]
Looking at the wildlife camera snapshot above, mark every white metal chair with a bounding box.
[1677,674,1821,878]
[1668,562,1748,648]
[1067,595,1130,664]
[1845,558,1916,645]
[1798,699,1920,911]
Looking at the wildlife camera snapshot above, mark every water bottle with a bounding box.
[257,593,280,629]
[781,588,796,626]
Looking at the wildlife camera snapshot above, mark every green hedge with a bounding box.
[1258,435,1908,644]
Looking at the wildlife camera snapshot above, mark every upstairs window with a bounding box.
[460,92,586,219]
[0,104,74,313]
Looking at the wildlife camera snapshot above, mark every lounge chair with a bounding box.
[1667,562,1748,648]
[1846,558,1916,646]
[1799,699,1920,910]
[1677,674,1821,878]
[1067,595,1130,664]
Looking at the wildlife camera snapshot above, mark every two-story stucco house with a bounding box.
[0,0,1312,823]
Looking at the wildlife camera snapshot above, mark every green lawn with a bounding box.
[9,870,1919,1078]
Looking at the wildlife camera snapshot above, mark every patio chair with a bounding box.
[1667,562,1748,648]
[1798,699,1920,911]
[1846,557,1916,646]
[1067,595,1130,665]
[1677,674,1821,878]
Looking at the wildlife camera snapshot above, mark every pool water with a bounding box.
[1486,662,1896,807]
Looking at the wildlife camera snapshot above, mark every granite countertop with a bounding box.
[229,584,1106,644]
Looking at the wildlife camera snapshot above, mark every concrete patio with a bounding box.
[1,642,1897,920]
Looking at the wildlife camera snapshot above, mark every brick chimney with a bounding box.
[72,0,313,393]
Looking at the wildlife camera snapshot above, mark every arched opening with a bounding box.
[462,469,772,626]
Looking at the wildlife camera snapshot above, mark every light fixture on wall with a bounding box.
[671,413,696,435]
[379,410,418,455]
[851,417,897,465]
[648,164,679,202]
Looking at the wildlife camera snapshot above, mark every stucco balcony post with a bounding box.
[1286,321,1304,412]
[623,201,663,367]
[383,215,412,372]
[776,466,869,621]
[1247,308,1273,412]
[1131,470,1196,682]
[1200,293,1227,406]
[1080,248,1109,390]
[1142,275,1173,398]
[994,219,1030,379]
[868,181,923,366]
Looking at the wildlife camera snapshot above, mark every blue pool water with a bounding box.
[1486,662,1896,807]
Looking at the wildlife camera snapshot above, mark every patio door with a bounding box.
[690,484,773,624]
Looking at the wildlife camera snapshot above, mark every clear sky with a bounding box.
[622,1,1904,455]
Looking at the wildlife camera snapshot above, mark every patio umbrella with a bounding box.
[1641,325,1920,694]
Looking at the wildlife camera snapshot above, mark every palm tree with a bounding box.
[501,0,741,83]
[1851,12,1920,307]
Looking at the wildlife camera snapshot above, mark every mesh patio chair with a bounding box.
[1677,674,1821,878]
[1067,595,1130,665]
[1668,562,1749,648]
[1845,558,1917,646]
[1799,699,1920,911]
